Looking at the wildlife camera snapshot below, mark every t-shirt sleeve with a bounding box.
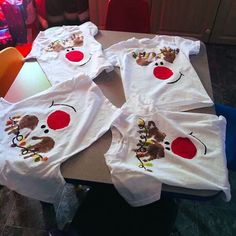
[79,21,98,36]
[26,31,49,59]
[0,98,10,109]
[174,36,200,57]
[104,38,138,67]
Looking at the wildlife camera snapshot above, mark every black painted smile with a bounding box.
[167,72,184,84]
[189,132,207,155]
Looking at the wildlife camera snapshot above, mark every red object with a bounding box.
[105,0,150,33]
[15,43,32,57]
[0,28,13,49]
[153,66,173,80]
[24,0,40,42]
[35,0,46,19]
[171,137,197,159]
[66,50,84,62]
[1,1,27,44]
[47,110,71,130]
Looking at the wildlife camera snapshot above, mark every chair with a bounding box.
[0,47,24,97]
[105,0,151,33]
[215,103,236,171]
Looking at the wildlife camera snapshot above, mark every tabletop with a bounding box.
[4,30,218,198]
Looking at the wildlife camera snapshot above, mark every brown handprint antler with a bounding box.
[5,115,39,135]
[160,47,179,63]
[71,33,84,46]
[47,40,65,52]
[46,32,84,52]
[132,51,159,66]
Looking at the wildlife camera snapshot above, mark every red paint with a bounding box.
[171,137,197,159]
[153,66,173,80]
[6,120,13,125]
[47,110,70,130]
[66,50,84,62]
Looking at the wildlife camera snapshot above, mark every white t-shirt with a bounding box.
[104,35,213,111]
[0,75,119,203]
[27,22,112,85]
[104,97,231,206]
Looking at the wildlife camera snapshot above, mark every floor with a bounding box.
[0,43,236,236]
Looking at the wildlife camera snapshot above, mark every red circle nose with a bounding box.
[171,137,197,159]
[153,66,173,80]
[47,110,70,130]
[66,50,84,62]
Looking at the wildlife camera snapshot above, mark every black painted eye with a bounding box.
[160,61,164,65]
[155,63,158,66]
[72,48,74,50]
[44,129,49,134]
[41,125,46,129]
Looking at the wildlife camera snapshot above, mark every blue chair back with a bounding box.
[215,104,236,171]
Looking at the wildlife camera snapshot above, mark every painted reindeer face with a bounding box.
[133,118,207,172]
[132,47,183,84]
[4,101,77,162]
[46,33,91,66]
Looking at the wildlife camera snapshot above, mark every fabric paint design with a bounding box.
[133,118,207,172]
[4,101,77,162]
[46,33,91,65]
[132,47,183,84]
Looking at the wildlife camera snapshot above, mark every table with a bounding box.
[5,30,218,199]
[4,59,51,102]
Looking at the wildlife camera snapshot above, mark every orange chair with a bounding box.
[105,0,151,33]
[0,47,24,97]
